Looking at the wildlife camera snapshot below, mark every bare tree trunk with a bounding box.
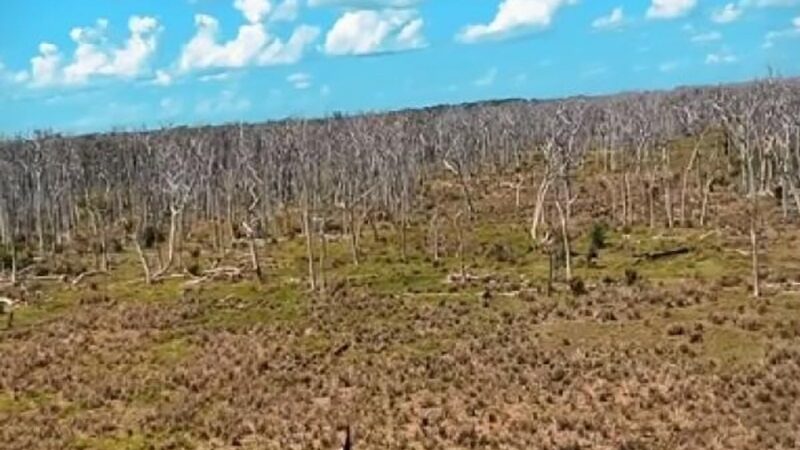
[400,208,408,263]
[154,208,179,278]
[370,210,380,243]
[348,208,360,266]
[318,219,327,294]
[176,216,184,271]
[648,182,655,229]
[748,154,761,299]
[245,226,262,281]
[10,243,16,285]
[699,177,714,227]
[680,137,704,227]
[554,200,572,282]
[132,236,152,285]
[430,210,440,263]
[100,225,109,272]
[750,212,760,299]
[303,206,316,292]
[787,178,800,219]
[546,251,553,296]
[445,160,475,216]
[455,213,466,281]
[624,173,632,227]
[530,177,551,244]
[664,181,674,229]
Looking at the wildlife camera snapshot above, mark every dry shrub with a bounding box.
[569,277,588,296]
[624,269,639,286]
[666,323,686,336]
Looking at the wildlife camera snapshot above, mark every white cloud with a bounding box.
[763,20,800,47]
[711,3,743,23]
[705,49,738,64]
[178,14,319,71]
[111,16,160,77]
[762,14,800,47]
[708,0,797,24]
[234,0,272,23]
[179,15,267,71]
[647,0,697,19]
[309,0,419,7]
[474,67,498,86]
[271,0,300,21]
[258,25,320,64]
[592,7,625,30]
[323,9,426,55]
[741,0,799,6]
[287,72,312,89]
[26,16,160,87]
[457,0,576,43]
[153,69,173,86]
[30,42,62,86]
[691,31,722,42]
[199,71,233,82]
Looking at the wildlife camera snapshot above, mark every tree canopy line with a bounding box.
[0,77,798,297]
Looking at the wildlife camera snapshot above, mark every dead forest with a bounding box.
[2,78,800,449]
[1,77,799,295]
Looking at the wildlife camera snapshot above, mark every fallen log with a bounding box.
[72,271,109,286]
[0,297,16,314]
[635,247,691,261]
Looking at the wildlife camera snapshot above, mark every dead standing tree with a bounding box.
[547,102,591,282]
[713,81,777,298]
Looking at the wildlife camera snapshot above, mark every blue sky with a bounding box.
[0,0,798,134]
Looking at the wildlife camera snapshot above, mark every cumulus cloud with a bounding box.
[234,0,271,23]
[258,25,320,64]
[287,72,312,89]
[179,15,267,71]
[457,0,577,43]
[178,7,319,72]
[24,16,160,87]
[646,0,697,19]
[323,9,425,55]
[592,7,625,30]
[711,3,743,23]
[30,43,62,86]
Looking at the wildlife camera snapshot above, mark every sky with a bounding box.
[0,0,799,135]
